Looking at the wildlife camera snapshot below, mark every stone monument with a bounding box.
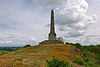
[39,9,64,44]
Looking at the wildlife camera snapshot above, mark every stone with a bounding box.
[49,9,56,40]
[39,9,64,44]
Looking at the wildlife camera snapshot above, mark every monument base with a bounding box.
[39,40,64,45]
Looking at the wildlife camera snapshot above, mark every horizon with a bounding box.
[0,0,100,46]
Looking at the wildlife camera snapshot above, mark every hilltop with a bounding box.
[0,44,84,67]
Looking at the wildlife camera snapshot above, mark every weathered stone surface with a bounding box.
[49,9,56,40]
[39,40,64,44]
[39,9,64,44]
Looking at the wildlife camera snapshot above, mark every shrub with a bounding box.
[84,57,89,62]
[46,56,73,67]
[24,44,31,48]
[75,43,81,48]
[73,57,84,65]
[65,42,70,44]
[85,61,99,67]
[73,57,100,67]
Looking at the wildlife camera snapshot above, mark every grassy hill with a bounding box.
[0,44,86,67]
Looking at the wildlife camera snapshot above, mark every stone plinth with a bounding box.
[39,40,64,45]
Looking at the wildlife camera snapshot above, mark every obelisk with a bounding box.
[39,9,64,44]
[48,9,56,40]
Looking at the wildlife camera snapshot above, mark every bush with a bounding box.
[75,43,81,48]
[73,57,100,67]
[65,42,100,66]
[84,57,89,62]
[65,42,70,44]
[85,61,100,67]
[46,56,73,67]
[24,44,31,48]
[73,57,84,65]
[65,42,82,49]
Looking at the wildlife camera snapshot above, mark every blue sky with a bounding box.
[0,0,100,46]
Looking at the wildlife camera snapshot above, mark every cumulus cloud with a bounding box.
[36,0,96,37]
[0,0,98,46]
[56,0,96,37]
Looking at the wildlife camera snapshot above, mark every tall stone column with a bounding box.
[48,9,56,40]
[39,9,64,45]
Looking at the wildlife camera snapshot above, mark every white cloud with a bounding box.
[36,0,96,37]
[0,0,49,46]
[55,0,96,37]
[0,0,99,46]
[31,37,39,43]
[34,0,99,45]
[64,34,100,45]
[0,41,13,44]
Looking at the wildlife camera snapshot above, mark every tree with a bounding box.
[75,43,81,48]
[65,42,70,45]
[24,44,31,48]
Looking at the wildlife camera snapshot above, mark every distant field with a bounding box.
[0,47,23,55]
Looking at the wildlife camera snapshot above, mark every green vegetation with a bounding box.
[73,57,84,65]
[0,47,22,55]
[82,45,100,64]
[0,50,8,55]
[65,42,100,66]
[46,56,73,67]
[73,57,99,67]
[0,43,100,67]
[24,44,31,48]
[0,44,84,67]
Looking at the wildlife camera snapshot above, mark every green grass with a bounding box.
[0,44,85,67]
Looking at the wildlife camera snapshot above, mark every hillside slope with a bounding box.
[0,44,84,67]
